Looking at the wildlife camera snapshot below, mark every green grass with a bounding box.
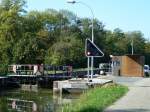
[62,84,128,112]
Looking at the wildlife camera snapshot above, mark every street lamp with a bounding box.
[67,0,76,4]
[67,0,95,81]
[67,0,94,42]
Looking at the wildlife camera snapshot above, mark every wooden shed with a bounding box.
[112,55,144,77]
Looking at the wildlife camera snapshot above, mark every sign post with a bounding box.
[87,57,90,82]
[85,39,104,82]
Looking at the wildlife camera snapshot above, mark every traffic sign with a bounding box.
[85,39,104,57]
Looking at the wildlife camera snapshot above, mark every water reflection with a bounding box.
[7,98,37,112]
[0,88,80,112]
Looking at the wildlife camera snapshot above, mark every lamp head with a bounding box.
[67,0,76,4]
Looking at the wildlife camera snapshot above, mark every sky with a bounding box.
[25,0,150,40]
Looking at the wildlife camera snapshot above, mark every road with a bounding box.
[104,76,150,112]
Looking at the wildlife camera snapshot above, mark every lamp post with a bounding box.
[110,55,113,75]
[131,38,134,55]
[67,0,95,81]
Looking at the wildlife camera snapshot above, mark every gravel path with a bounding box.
[105,77,150,112]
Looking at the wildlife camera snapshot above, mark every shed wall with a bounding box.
[121,55,144,77]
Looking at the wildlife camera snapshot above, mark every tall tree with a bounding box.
[0,0,26,66]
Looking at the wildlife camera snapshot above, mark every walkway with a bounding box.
[105,77,150,112]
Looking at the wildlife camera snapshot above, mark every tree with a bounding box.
[12,32,39,64]
[144,42,150,65]
[0,0,149,72]
[45,34,84,67]
[125,31,145,54]
[0,0,26,71]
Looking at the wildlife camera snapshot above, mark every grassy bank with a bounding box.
[62,84,128,112]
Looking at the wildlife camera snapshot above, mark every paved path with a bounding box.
[105,77,150,112]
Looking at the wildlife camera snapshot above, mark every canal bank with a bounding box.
[53,78,113,94]
[0,75,129,112]
[0,87,80,112]
[0,77,20,90]
[0,64,128,112]
[0,77,7,89]
[0,82,128,112]
[62,84,128,112]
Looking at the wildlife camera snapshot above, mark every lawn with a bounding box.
[62,84,128,112]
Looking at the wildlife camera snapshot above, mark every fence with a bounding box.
[1,64,112,78]
[72,69,101,78]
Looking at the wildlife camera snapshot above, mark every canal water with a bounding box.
[0,88,80,112]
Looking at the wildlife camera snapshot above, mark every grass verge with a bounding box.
[62,84,128,112]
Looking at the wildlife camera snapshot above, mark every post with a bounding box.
[131,38,134,55]
[110,55,113,75]
[87,57,90,82]
[67,0,95,81]
[91,10,94,81]
[79,1,95,81]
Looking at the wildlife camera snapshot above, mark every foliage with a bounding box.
[0,0,150,74]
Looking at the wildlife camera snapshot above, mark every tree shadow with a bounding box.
[76,108,150,112]
[77,107,103,112]
[105,108,150,112]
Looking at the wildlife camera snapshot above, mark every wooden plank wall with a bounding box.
[121,55,144,77]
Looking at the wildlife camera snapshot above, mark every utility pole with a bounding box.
[131,38,134,55]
